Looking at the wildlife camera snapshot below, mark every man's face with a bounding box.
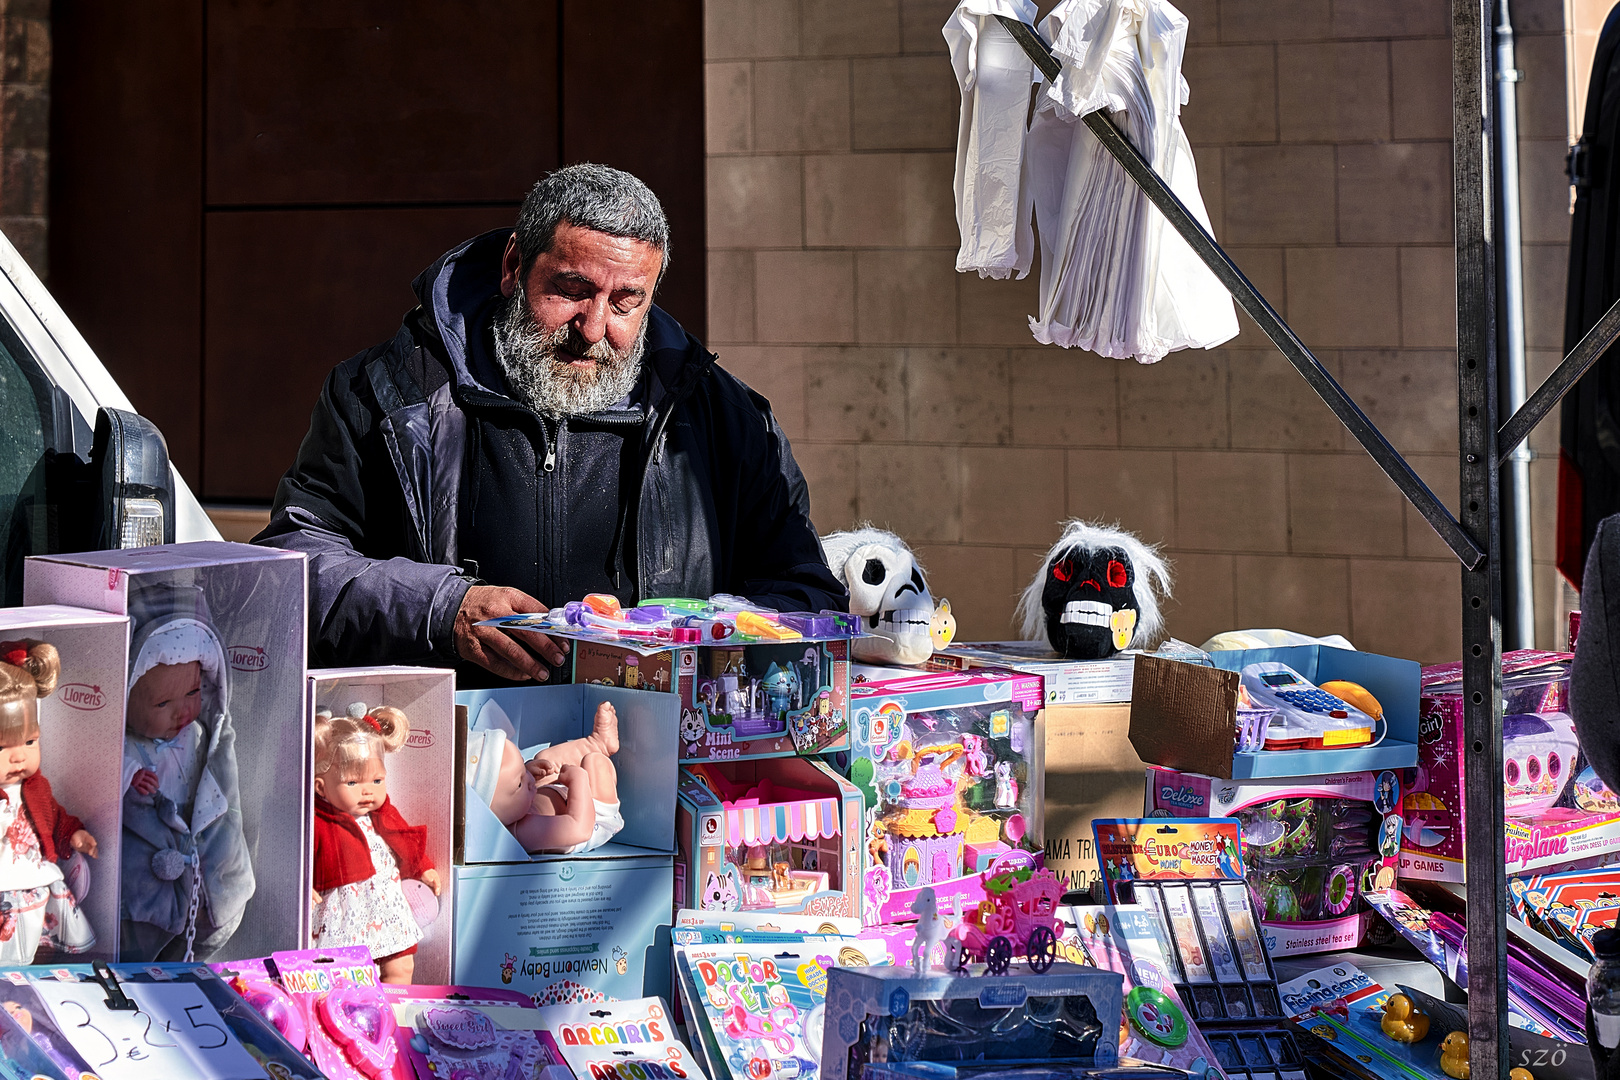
[127,661,203,741]
[493,222,663,416]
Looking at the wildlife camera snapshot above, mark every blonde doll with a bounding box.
[0,640,96,963]
[311,703,441,984]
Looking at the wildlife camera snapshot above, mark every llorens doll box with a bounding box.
[25,541,309,964]
[843,666,1046,925]
[0,605,129,967]
[306,666,456,984]
[676,756,865,920]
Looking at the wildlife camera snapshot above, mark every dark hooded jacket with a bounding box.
[255,230,846,675]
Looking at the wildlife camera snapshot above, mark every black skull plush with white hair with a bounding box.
[821,527,935,665]
[1015,521,1172,660]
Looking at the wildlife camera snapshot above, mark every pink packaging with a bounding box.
[380,982,571,1080]
[1404,650,1620,882]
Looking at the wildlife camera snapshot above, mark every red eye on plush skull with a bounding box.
[1107,560,1127,588]
[1052,559,1073,582]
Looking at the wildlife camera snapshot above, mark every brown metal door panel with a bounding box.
[201,205,517,499]
[48,0,205,481]
[206,0,559,206]
[561,0,704,339]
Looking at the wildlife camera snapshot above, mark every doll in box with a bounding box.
[120,585,255,962]
[311,702,441,984]
[466,700,624,854]
[0,640,97,963]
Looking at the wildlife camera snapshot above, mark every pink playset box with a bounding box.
[1404,650,1620,883]
[844,666,1045,925]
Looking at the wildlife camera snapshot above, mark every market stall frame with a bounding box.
[992,8,1620,1076]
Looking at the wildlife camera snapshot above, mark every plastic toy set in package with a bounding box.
[820,963,1125,1080]
[1093,819,1306,1080]
[1238,798,1384,924]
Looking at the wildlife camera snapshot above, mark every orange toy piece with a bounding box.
[583,593,623,618]
[1379,994,1430,1043]
[1439,1031,1469,1079]
[734,611,800,640]
[1509,1069,1535,1080]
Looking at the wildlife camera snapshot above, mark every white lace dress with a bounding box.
[311,814,422,960]
[0,782,94,963]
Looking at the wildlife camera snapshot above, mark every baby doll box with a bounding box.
[0,605,128,965]
[820,963,1125,1080]
[306,666,456,983]
[451,853,675,1005]
[846,666,1046,925]
[676,756,864,920]
[1129,645,1420,780]
[574,637,853,762]
[454,683,678,864]
[24,541,309,963]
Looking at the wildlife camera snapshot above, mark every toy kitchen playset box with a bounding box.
[1401,649,1620,883]
[843,666,1046,925]
[483,597,856,762]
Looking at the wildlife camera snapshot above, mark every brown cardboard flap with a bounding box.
[1128,654,1240,779]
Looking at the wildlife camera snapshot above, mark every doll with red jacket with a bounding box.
[0,640,97,964]
[310,702,441,984]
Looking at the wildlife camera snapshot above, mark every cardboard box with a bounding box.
[1129,646,1421,779]
[456,684,678,865]
[306,666,456,984]
[25,541,309,963]
[1041,703,1147,894]
[451,854,674,1005]
[676,756,864,919]
[845,667,1045,924]
[573,637,852,762]
[929,641,1135,704]
[0,605,128,964]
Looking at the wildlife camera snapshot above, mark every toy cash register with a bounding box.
[1240,663,1380,751]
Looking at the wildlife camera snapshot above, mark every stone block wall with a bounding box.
[706,0,1587,661]
[0,0,46,277]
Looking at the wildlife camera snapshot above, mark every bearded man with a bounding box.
[256,165,846,683]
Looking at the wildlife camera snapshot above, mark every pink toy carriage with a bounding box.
[948,867,1065,974]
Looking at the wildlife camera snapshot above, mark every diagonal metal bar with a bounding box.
[996,14,1487,571]
[1498,294,1620,459]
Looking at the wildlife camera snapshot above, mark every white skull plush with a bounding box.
[821,527,935,665]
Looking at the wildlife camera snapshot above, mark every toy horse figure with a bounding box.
[909,886,946,975]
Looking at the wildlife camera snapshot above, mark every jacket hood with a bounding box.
[126,581,228,728]
[410,228,713,409]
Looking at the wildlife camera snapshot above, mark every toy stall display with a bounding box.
[820,528,940,666]
[1015,521,1173,662]
[483,594,857,761]
[0,607,127,967]
[1144,767,1406,957]
[1404,650,1620,884]
[1062,903,1232,1078]
[820,962,1126,1080]
[1278,961,1455,1080]
[307,667,455,985]
[0,960,319,1080]
[25,541,311,963]
[845,667,1045,924]
[676,757,863,918]
[675,939,891,1080]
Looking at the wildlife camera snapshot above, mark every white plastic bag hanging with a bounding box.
[944,0,1038,280]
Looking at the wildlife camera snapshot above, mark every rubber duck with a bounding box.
[1509,1069,1535,1080]
[1379,994,1429,1043]
[1440,1030,1469,1078]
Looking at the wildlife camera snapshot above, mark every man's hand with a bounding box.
[454,585,569,682]
[130,769,159,797]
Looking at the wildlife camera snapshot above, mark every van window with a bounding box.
[0,335,58,605]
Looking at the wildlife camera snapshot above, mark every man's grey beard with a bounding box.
[492,279,646,418]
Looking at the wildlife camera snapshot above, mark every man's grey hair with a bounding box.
[514,163,670,283]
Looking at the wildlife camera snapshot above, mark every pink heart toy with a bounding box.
[318,988,399,1079]
[240,978,308,1052]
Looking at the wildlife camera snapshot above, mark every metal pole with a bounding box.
[1455,0,1511,1076]
[1494,0,1535,649]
